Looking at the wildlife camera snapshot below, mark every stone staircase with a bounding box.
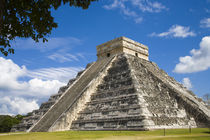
[29,56,114,132]
[71,55,148,130]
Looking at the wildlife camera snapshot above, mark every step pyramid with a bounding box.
[12,37,210,132]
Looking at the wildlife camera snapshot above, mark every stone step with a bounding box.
[103,71,131,82]
[95,85,135,95]
[79,104,141,114]
[107,64,129,74]
[97,81,133,92]
[87,94,138,105]
[40,101,55,108]
[98,77,133,87]
[72,115,145,124]
[101,76,132,85]
[91,86,135,100]
[150,116,192,125]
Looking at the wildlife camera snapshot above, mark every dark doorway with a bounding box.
[135,53,138,57]
[107,53,110,57]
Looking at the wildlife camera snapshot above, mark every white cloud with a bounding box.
[150,25,196,38]
[104,0,144,23]
[0,57,82,115]
[182,78,192,89]
[174,36,210,73]
[103,0,119,10]
[48,53,86,63]
[135,17,143,23]
[0,57,27,90]
[131,0,167,13]
[11,37,82,51]
[200,18,210,28]
[0,57,67,96]
[48,53,78,62]
[27,78,65,96]
[0,97,39,115]
[28,67,83,83]
[103,0,167,23]
[104,0,167,13]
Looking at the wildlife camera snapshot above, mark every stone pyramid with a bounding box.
[12,37,210,132]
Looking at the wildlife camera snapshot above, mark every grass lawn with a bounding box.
[0,128,209,140]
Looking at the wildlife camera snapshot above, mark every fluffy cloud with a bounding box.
[0,57,82,115]
[150,25,196,38]
[174,36,210,73]
[182,78,192,89]
[27,78,65,97]
[104,0,167,23]
[0,57,27,90]
[200,18,210,28]
[0,57,66,97]
[0,97,39,115]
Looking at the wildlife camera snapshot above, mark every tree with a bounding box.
[0,0,97,56]
[0,114,24,132]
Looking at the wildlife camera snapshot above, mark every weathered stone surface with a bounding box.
[12,37,210,132]
[126,55,210,129]
[97,37,149,60]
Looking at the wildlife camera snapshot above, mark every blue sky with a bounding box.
[0,0,210,115]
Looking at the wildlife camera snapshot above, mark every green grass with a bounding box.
[0,128,209,140]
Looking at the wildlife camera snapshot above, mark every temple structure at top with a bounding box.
[96,37,149,60]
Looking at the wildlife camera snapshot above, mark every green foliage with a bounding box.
[0,0,98,56]
[14,114,24,121]
[0,115,24,133]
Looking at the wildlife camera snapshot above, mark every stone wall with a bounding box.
[96,37,148,60]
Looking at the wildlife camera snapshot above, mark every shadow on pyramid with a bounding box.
[11,37,210,132]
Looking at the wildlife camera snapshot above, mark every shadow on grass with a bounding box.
[203,131,210,134]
